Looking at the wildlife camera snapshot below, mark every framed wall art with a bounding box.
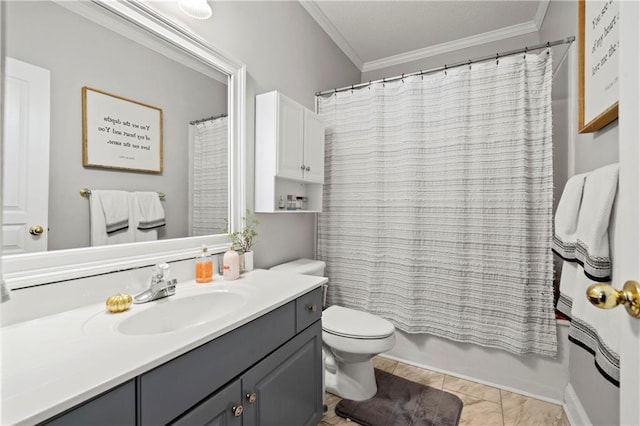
[82,86,163,173]
[578,0,619,133]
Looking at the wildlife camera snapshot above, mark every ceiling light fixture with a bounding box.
[178,0,212,20]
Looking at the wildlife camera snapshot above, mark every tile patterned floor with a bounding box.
[319,357,571,426]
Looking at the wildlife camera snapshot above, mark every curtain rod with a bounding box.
[316,36,575,97]
[189,113,228,125]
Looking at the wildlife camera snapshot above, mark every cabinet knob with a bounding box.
[232,405,244,417]
[300,165,306,170]
[246,392,257,403]
[307,304,317,313]
[305,166,311,172]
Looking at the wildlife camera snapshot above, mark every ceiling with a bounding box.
[301,1,549,72]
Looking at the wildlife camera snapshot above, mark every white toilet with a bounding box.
[270,258,396,401]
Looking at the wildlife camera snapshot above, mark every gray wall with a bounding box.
[148,1,362,269]
[5,1,227,251]
[540,1,620,424]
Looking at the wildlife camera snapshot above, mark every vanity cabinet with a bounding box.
[41,287,324,426]
[44,380,136,425]
[255,91,325,213]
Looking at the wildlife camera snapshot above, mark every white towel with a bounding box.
[135,192,165,230]
[89,190,133,246]
[132,192,164,242]
[552,173,588,261]
[575,163,618,282]
[95,190,129,234]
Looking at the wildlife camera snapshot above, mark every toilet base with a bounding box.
[324,352,377,401]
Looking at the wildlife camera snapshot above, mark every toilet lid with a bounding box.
[322,306,395,339]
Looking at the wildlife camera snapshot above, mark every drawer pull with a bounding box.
[307,304,317,313]
[246,392,257,403]
[232,405,244,417]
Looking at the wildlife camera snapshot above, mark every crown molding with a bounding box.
[361,20,539,73]
[534,0,551,29]
[299,0,364,70]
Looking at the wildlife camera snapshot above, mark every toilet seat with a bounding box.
[322,305,395,339]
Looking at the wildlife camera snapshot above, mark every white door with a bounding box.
[617,2,640,424]
[2,57,50,254]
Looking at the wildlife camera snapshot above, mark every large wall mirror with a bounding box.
[2,0,246,288]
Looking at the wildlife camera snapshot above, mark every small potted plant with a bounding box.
[225,210,259,272]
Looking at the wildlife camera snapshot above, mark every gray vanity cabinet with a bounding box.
[41,287,323,426]
[43,380,136,425]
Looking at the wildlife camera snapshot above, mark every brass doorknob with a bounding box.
[307,304,317,313]
[29,225,44,236]
[246,392,257,403]
[232,405,244,417]
[587,280,640,318]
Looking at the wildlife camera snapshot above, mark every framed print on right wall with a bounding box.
[578,0,619,133]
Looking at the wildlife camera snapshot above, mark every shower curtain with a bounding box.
[191,116,228,236]
[317,52,557,357]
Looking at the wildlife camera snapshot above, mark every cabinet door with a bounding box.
[303,109,325,184]
[276,94,304,180]
[45,380,135,426]
[173,379,243,426]
[242,321,322,426]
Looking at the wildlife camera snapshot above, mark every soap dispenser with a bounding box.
[223,245,240,281]
[195,245,213,283]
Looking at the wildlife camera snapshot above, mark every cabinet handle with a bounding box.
[300,165,306,170]
[246,392,257,403]
[305,166,311,172]
[232,405,244,417]
[307,304,317,313]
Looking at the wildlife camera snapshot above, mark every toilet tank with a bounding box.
[269,258,326,276]
[270,258,327,307]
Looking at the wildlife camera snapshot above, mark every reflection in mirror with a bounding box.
[3,0,229,255]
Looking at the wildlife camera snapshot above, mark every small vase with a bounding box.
[243,250,254,272]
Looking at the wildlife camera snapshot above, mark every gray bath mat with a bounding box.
[335,369,463,426]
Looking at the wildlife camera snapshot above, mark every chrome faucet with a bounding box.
[133,263,177,304]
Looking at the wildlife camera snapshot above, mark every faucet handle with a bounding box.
[153,263,170,280]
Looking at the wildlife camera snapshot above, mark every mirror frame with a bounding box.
[2,0,246,289]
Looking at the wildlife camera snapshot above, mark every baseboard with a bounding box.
[563,383,592,426]
[377,353,564,405]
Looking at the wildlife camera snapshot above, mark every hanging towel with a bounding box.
[89,190,132,246]
[552,173,588,261]
[135,192,165,230]
[560,163,620,386]
[574,163,619,282]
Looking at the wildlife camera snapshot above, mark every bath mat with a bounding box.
[335,369,463,426]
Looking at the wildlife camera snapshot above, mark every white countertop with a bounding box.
[1,269,327,425]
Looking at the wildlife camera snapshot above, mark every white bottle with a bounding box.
[223,246,240,281]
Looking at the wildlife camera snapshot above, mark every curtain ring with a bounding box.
[368,81,371,90]
[420,70,424,80]
[546,41,551,55]
[444,64,447,75]
[468,59,472,70]
[351,85,354,94]
[496,53,499,65]
[401,73,405,83]
[383,77,386,88]
[524,46,528,59]
[334,88,337,97]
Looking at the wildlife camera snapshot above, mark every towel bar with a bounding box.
[80,188,166,200]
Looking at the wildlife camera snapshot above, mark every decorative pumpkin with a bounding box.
[105,293,133,313]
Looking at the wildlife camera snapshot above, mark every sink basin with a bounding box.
[117,291,248,335]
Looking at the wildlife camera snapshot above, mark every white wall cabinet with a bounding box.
[255,91,324,213]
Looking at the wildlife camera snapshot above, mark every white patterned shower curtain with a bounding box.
[317,53,557,357]
[191,116,228,236]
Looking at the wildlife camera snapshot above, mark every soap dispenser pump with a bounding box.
[195,245,213,283]
[223,245,240,281]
